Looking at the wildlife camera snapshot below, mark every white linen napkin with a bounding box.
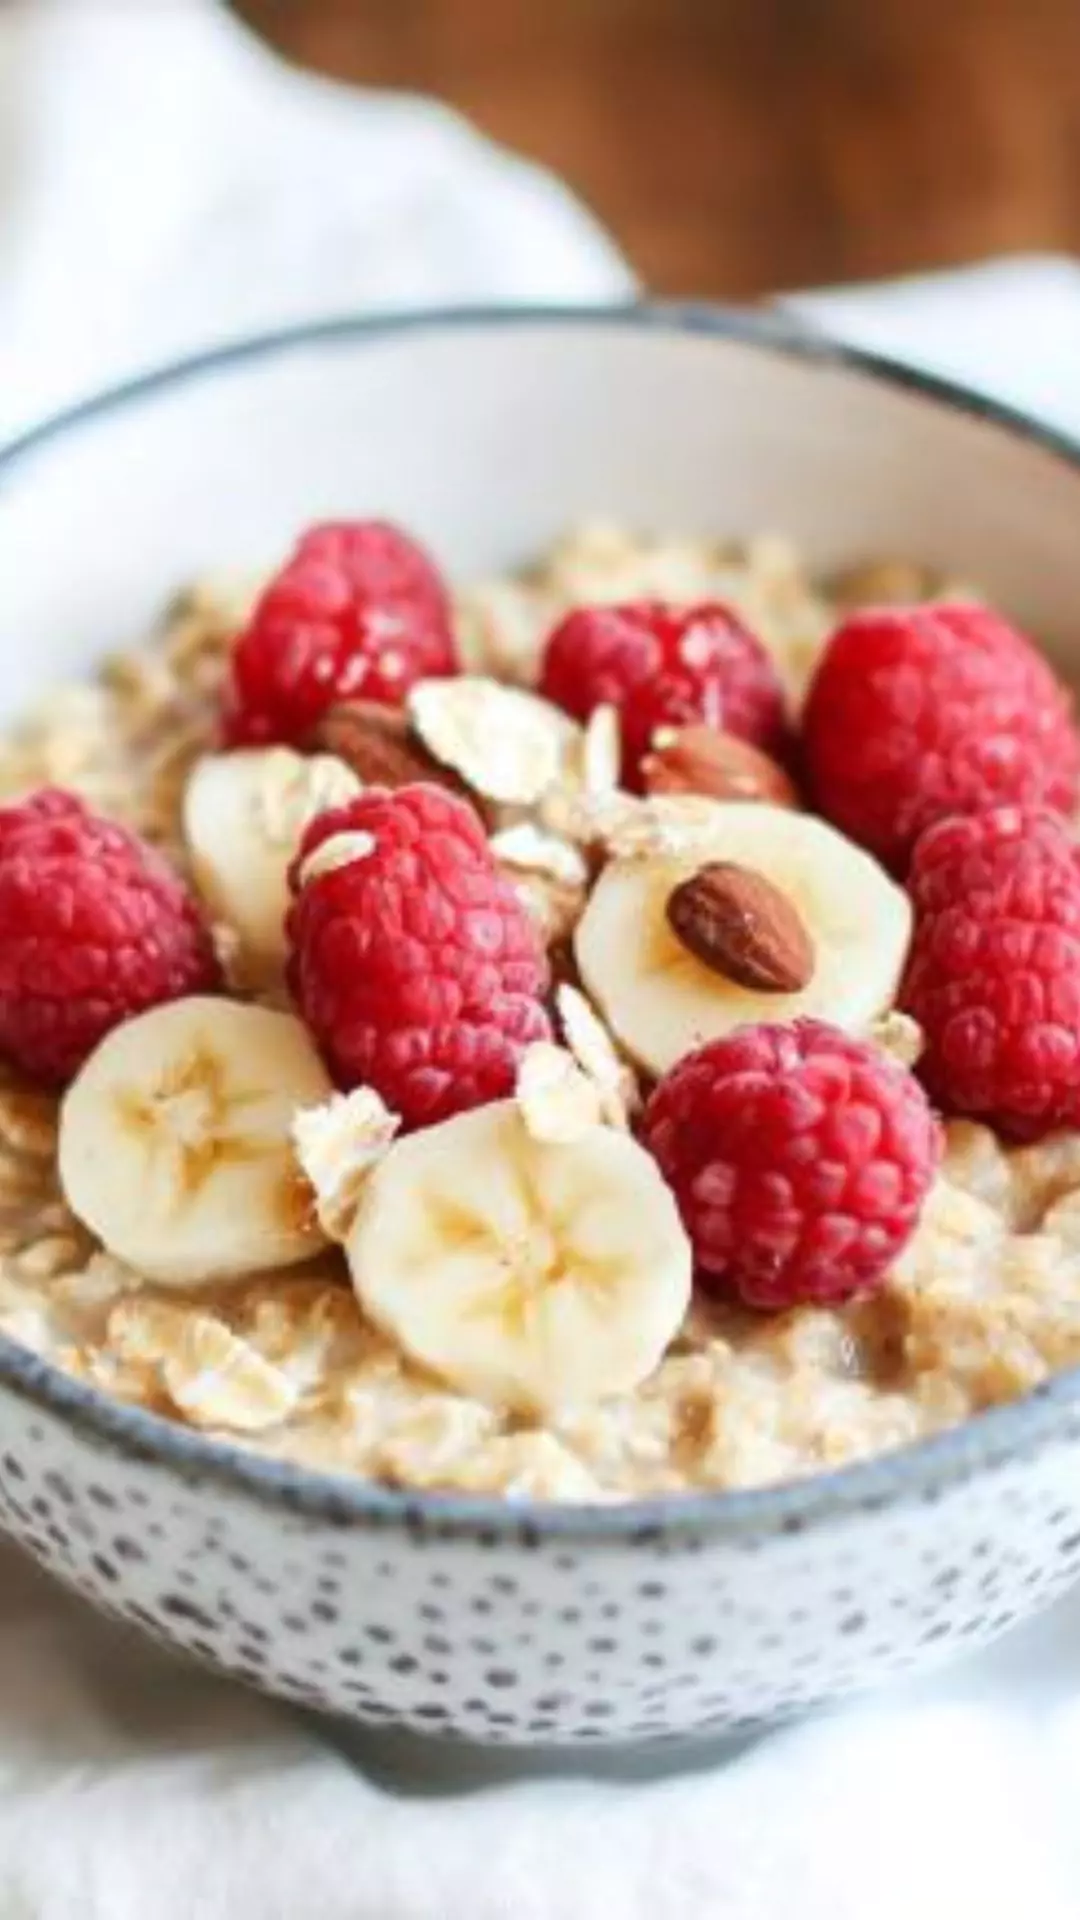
[788,254,1080,438]
[5,3,1080,1916]
[0,0,632,438]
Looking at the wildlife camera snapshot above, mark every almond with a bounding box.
[305,701,467,797]
[665,860,815,992]
[641,726,798,808]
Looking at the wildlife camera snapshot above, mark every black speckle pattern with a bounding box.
[2,1390,1080,1745]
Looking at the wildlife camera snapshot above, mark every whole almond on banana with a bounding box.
[641,726,798,808]
[575,804,912,1075]
[665,861,815,992]
[306,701,462,793]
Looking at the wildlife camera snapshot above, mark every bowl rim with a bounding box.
[3,296,1080,1543]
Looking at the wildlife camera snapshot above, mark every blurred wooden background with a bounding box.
[233,0,1080,298]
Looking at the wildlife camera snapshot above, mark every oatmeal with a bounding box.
[0,523,1077,1501]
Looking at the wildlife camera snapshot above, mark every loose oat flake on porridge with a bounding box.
[1,518,1080,1499]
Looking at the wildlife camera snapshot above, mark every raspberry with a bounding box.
[901,806,1080,1139]
[802,602,1080,870]
[286,785,551,1128]
[640,1019,940,1309]
[537,601,786,791]
[0,789,220,1086]
[223,521,459,746]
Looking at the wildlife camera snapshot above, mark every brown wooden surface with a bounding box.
[232,0,1080,299]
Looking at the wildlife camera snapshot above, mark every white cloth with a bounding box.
[0,0,631,438]
[5,3,1080,1916]
[788,254,1080,438]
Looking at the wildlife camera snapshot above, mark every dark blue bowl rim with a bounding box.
[3,296,1080,1543]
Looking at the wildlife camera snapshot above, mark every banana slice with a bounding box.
[346,1101,691,1415]
[58,999,333,1286]
[182,748,361,980]
[575,802,911,1076]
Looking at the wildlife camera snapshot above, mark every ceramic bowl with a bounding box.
[3,305,1080,1750]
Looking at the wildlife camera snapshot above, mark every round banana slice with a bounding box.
[59,999,333,1286]
[575,802,912,1076]
[346,1101,691,1415]
[183,748,361,980]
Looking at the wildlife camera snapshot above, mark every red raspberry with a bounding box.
[802,602,1080,870]
[901,806,1080,1139]
[0,790,220,1086]
[537,601,786,791]
[286,785,551,1128]
[640,1019,940,1309]
[223,521,459,746]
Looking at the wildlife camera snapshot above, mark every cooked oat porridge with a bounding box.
[2,518,1079,1502]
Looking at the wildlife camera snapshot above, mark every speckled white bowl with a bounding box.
[2,305,1080,1749]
